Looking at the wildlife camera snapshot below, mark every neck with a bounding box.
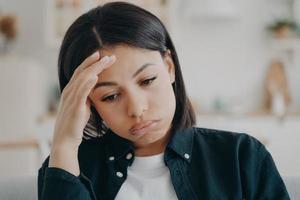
[134,129,172,157]
[134,143,166,157]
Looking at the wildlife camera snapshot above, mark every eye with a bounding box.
[101,93,119,102]
[140,76,157,86]
[100,76,157,103]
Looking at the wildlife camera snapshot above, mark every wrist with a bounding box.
[49,142,80,176]
[51,135,82,150]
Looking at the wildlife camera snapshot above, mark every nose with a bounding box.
[126,91,148,118]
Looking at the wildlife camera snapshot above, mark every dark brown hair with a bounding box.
[58,2,196,139]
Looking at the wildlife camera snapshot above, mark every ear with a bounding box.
[163,50,175,84]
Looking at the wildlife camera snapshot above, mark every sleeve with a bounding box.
[38,156,96,200]
[237,134,290,200]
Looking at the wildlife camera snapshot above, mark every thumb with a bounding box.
[86,97,93,108]
[86,97,92,116]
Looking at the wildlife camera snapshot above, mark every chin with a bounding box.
[134,129,168,146]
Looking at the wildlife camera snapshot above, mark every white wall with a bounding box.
[0,0,58,86]
[169,0,300,112]
[1,0,299,116]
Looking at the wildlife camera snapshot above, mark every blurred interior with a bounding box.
[0,0,300,190]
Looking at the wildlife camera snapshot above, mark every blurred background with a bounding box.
[0,0,300,194]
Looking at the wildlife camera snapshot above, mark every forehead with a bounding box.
[98,45,162,78]
[100,45,161,63]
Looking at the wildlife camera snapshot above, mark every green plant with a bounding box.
[267,19,299,33]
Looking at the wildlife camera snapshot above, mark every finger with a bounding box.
[75,51,100,75]
[78,55,116,84]
[86,55,116,75]
[75,55,116,104]
[71,54,115,85]
[76,77,98,105]
[86,97,91,108]
[69,51,100,83]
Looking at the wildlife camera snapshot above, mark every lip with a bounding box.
[129,120,159,136]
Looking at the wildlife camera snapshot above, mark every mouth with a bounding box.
[129,120,159,136]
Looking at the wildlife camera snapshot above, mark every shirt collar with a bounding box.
[104,127,194,163]
[104,129,134,162]
[165,127,194,163]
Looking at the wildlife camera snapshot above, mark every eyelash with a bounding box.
[101,76,157,102]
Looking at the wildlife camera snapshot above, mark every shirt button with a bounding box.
[126,153,133,160]
[184,153,190,159]
[116,171,123,178]
[109,156,115,161]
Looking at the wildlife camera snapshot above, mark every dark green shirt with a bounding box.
[38,127,290,200]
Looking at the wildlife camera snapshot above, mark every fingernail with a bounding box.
[109,55,116,61]
[102,56,109,62]
[91,51,99,58]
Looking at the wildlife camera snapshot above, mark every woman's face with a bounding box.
[88,45,176,152]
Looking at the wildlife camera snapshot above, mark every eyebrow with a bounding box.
[93,63,155,92]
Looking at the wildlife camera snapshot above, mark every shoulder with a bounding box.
[189,127,289,199]
[192,126,264,147]
[78,137,107,163]
[79,137,107,153]
[38,137,107,172]
[191,126,267,158]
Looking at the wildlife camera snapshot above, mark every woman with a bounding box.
[38,2,290,200]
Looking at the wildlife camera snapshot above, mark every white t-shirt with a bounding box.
[115,153,178,200]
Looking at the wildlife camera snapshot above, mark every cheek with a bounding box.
[93,103,128,136]
[92,74,175,128]
[100,112,129,138]
[150,75,176,115]
[155,74,175,101]
[94,105,117,126]
[161,84,176,114]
